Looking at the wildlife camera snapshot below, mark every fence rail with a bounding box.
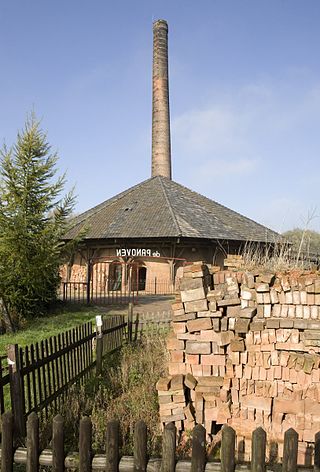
[1,413,319,471]
[60,277,176,305]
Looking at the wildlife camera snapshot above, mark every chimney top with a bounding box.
[153,19,168,29]
[151,19,172,180]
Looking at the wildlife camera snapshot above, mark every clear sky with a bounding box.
[1,1,319,233]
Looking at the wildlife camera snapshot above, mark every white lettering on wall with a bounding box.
[115,248,160,257]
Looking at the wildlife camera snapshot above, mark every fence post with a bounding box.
[96,315,103,376]
[251,427,266,472]
[79,416,92,472]
[105,420,119,472]
[283,428,298,472]
[161,422,176,472]
[128,303,133,343]
[53,414,64,472]
[26,412,39,472]
[191,424,206,472]
[1,411,14,472]
[7,343,26,440]
[86,261,92,305]
[134,420,147,472]
[315,431,320,472]
[221,425,236,472]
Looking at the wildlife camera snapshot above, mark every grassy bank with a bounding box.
[0,303,100,355]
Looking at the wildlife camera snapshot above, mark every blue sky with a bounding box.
[1,1,320,233]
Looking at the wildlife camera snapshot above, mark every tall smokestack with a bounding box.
[152,19,172,179]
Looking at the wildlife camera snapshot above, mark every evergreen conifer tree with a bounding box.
[0,114,75,330]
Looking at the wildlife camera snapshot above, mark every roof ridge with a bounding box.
[158,176,182,237]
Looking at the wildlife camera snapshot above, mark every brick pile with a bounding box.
[156,261,320,462]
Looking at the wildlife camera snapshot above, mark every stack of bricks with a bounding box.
[157,261,320,463]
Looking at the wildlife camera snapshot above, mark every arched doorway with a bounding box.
[108,262,122,291]
[138,267,147,291]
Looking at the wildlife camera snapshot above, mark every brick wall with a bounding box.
[157,261,320,463]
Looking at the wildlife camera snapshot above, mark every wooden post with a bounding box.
[161,422,176,472]
[105,420,119,472]
[283,428,298,472]
[221,425,236,472]
[86,260,92,305]
[96,315,103,376]
[251,427,266,472]
[26,412,39,472]
[128,303,133,343]
[8,343,26,440]
[134,420,147,472]
[191,424,206,472]
[79,416,92,472]
[1,411,14,472]
[315,431,320,472]
[53,414,64,472]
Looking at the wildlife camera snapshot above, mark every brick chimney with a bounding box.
[151,19,172,179]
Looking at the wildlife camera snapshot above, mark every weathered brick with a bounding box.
[186,341,211,355]
[187,318,212,333]
[184,299,208,313]
[181,286,206,303]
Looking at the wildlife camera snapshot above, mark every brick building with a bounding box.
[62,20,278,297]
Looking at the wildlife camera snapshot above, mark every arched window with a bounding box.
[138,267,147,291]
[108,262,122,291]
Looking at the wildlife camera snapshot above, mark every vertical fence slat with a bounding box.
[283,428,298,472]
[105,420,119,472]
[191,424,206,472]
[25,346,32,414]
[251,427,266,472]
[161,422,176,472]
[315,431,320,472]
[134,420,147,472]
[128,303,133,342]
[53,414,65,472]
[79,416,92,472]
[26,412,39,472]
[1,411,14,472]
[7,344,26,439]
[30,345,37,412]
[35,343,43,411]
[221,425,236,472]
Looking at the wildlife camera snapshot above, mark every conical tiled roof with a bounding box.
[65,176,279,243]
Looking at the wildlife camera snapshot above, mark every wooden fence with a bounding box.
[1,413,319,471]
[6,315,126,439]
[0,356,10,416]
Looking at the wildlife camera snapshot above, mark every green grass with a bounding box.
[0,302,102,355]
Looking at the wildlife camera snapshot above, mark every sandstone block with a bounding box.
[235,318,250,333]
[230,337,245,352]
[184,372,197,390]
[156,377,172,391]
[217,298,241,307]
[184,299,208,313]
[186,354,199,365]
[181,286,206,303]
[180,277,204,291]
[186,341,211,355]
[167,337,185,351]
[187,318,212,333]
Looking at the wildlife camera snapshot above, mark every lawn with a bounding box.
[0,303,102,355]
